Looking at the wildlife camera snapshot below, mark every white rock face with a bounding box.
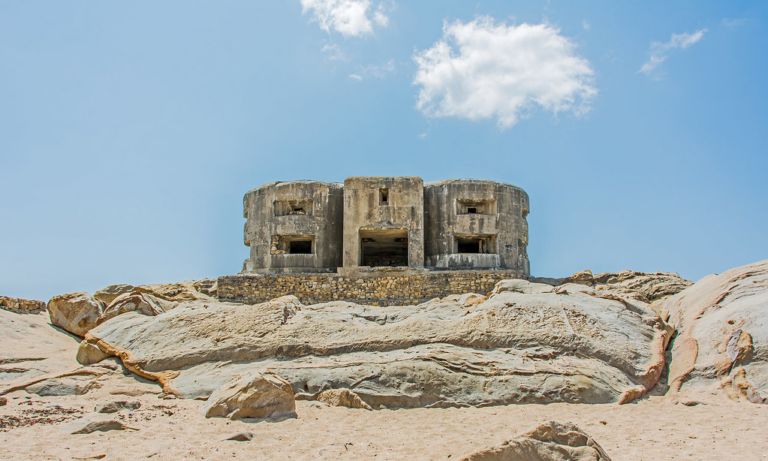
[202,370,296,420]
[83,279,671,408]
[459,420,611,461]
[0,308,81,394]
[660,259,768,403]
[47,292,105,337]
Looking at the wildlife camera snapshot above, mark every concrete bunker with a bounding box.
[241,176,529,276]
[424,179,529,273]
[360,229,409,267]
[342,176,425,271]
[242,180,343,273]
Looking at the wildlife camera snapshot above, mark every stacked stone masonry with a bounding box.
[218,271,523,306]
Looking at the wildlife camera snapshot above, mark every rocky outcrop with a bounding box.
[93,284,135,305]
[133,280,217,302]
[24,377,95,396]
[0,307,82,394]
[459,420,611,461]
[202,370,296,420]
[82,278,670,408]
[98,292,174,325]
[47,292,105,337]
[59,415,137,434]
[316,389,372,410]
[562,270,595,286]
[660,259,768,403]
[92,279,216,313]
[558,269,692,303]
[0,296,46,313]
[58,280,220,335]
[593,270,692,303]
[95,400,141,413]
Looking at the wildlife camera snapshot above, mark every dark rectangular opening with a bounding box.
[457,199,496,215]
[457,238,482,254]
[289,240,312,254]
[360,229,408,267]
[379,188,389,205]
[274,199,313,216]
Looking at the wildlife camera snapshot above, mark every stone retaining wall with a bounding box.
[217,270,523,306]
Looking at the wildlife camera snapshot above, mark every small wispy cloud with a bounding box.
[720,18,747,28]
[321,43,347,61]
[301,0,391,38]
[348,59,396,81]
[582,20,591,31]
[639,28,708,80]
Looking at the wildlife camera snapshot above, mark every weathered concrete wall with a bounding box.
[342,177,425,269]
[424,179,529,274]
[218,270,523,306]
[243,180,344,273]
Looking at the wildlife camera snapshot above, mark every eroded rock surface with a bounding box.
[316,389,372,410]
[47,292,105,337]
[661,259,768,403]
[98,292,174,325]
[93,284,136,305]
[0,308,82,394]
[60,415,135,434]
[82,279,671,408]
[202,370,296,420]
[550,269,692,304]
[459,420,611,461]
[0,296,46,314]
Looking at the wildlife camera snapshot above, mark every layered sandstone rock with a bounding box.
[98,292,174,325]
[559,269,692,303]
[47,292,105,337]
[0,307,82,394]
[93,284,135,305]
[316,389,372,410]
[0,295,46,313]
[81,278,671,408]
[660,259,768,403]
[459,420,611,461]
[133,280,217,302]
[202,370,296,420]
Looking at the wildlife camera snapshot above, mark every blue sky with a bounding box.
[1,1,766,301]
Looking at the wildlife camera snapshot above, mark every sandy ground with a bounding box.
[2,378,767,461]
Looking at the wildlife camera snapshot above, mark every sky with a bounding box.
[1,1,767,301]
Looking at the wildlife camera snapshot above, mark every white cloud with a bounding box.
[582,20,591,31]
[347,59,396,81]
[412,17,596,129]
[639,28,708,79]
[349,74,363,81]
[321,43,347,60]
[721,18,747,28]
[301,0,390,38]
